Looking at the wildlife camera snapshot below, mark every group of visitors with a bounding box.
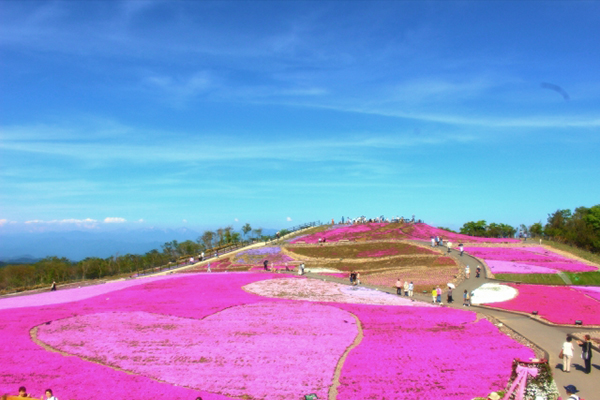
[340,215,422,224]
[349,271,360,285]
[13,386,57,399]
[431,236,445,247]
[561,335,594,374]
[394,279,414,296]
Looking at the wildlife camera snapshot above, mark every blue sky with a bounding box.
[1,0,599,233]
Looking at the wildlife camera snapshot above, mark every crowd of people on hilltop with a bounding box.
[338,215,423,224]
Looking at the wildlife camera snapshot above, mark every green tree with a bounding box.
[200,231,215,249]
[529,222,543,237]
[460,220,487,237]
[242,223,252,239]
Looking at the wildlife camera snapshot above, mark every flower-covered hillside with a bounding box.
[290,222,521,244]
[0,273,536,399]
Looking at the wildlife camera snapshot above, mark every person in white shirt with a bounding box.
[408,282,414,297]
[562,336,575,372]
[44,389,58,400]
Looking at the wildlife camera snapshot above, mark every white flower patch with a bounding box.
[471,283,518,304]
[244,278,434,307]
[307,268,344,273]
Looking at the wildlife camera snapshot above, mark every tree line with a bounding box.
[457,204,600,253]
[0,223,271,294]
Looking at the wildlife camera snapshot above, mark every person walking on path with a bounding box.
[431,237,435,247]
[403,280,409,296]
[395,279,402,295]
[432,287,437,303]
[562,336,575,372]
[436,286,442,304]
[207,263,211,273]
[463,290,470,306]
[578,335,593,374]
[459,243,464,256]
[408,281,414,297]
[446,241,453,254]
[356,271,361,285]
[447,285,453,303]
[263,259,269,271]
[465,265,470,279]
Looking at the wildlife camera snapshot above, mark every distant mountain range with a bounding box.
[0,227,277,262]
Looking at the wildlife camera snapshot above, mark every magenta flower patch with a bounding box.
[485,284,600,325]
[485,260,558,274]
[333,304,534,399]
[37,303,357,400]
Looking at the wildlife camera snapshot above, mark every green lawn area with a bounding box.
[494,273,566,285]
[565,271,600,286]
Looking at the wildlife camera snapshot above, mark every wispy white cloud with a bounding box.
[24,218,97,224]
[104,217,126,223]
[0,219,8,226]
[286,217,292,222]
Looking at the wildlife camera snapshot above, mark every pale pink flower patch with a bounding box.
[244,277,433,307]
[37,303,357,400]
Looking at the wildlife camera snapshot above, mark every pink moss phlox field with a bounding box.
[355,248,399,258]
[333,304,534,399]
[571,286,600,302]
[0,273,286,399]
[291,223,384,243]
[234,246,295,264]
[485,284,600,325]
[465,246,597,273]
[0,274,184,310]
[1,272,539,399]
[485,260,558,274]
[37,303,357,400]
[407,224,520,243]
[244,278,433,307]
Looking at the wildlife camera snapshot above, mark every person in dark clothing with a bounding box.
[263,260,269,271]
[578,335,593,374]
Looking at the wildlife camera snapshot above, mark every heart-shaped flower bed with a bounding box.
[35,301,358,399]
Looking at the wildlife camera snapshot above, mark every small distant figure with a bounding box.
[459,243,464,256]
[201,251,205,261]
[50,281,57,291]
[44,388,58,400]
[431,236,435,247]
[431,287,437,303]
[465,265,470,279]
[356,271,361,285]
[408,282,414,297]
[403,280,409,296]
[446,241,453,254]
[476,265,481,278]
[395,279,402,295]
[436,286,442,304]
[447,285,454,303]
[463,290,471,307]
[264,260,269,271]
[207,263,211,273]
